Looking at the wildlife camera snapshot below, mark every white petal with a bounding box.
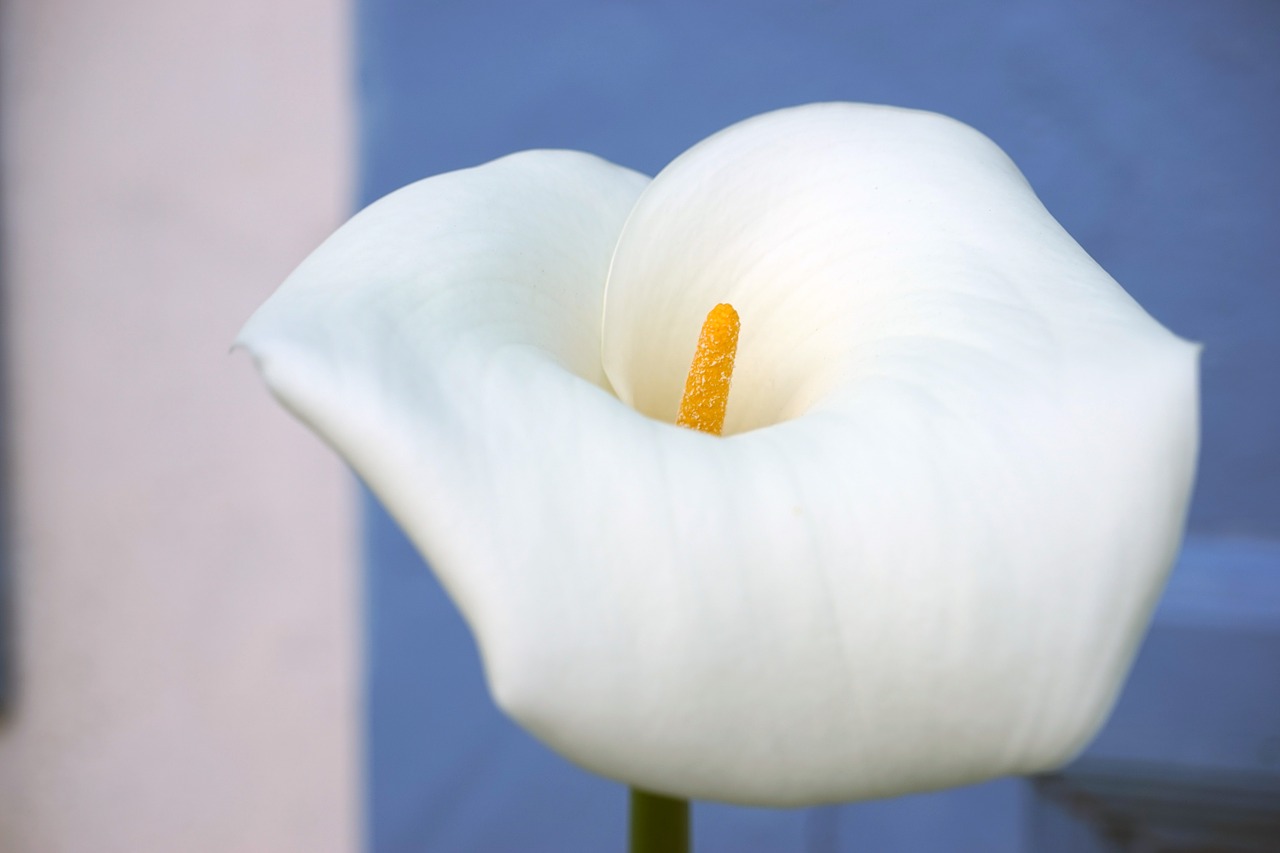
[595,103,1199,802]
[240,107,1199,808]
[238,148,649,652]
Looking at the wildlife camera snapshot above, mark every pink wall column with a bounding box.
[0,1,359,850]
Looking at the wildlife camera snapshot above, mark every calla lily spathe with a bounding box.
[238,103,1198,806]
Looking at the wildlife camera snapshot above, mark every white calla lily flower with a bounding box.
[239,103,1198,806]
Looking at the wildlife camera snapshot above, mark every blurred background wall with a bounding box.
[0,1,358,851]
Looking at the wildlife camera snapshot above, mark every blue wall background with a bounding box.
[357,2,1279,850]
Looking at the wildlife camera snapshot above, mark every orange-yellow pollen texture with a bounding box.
[676,303,740,436]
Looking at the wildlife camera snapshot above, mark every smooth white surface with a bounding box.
[241,104,1198,806]
[0,1,357,850]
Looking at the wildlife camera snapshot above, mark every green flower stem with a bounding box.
[629,788,690,853]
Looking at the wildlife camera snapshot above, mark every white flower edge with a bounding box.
[239,104,1199,806]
